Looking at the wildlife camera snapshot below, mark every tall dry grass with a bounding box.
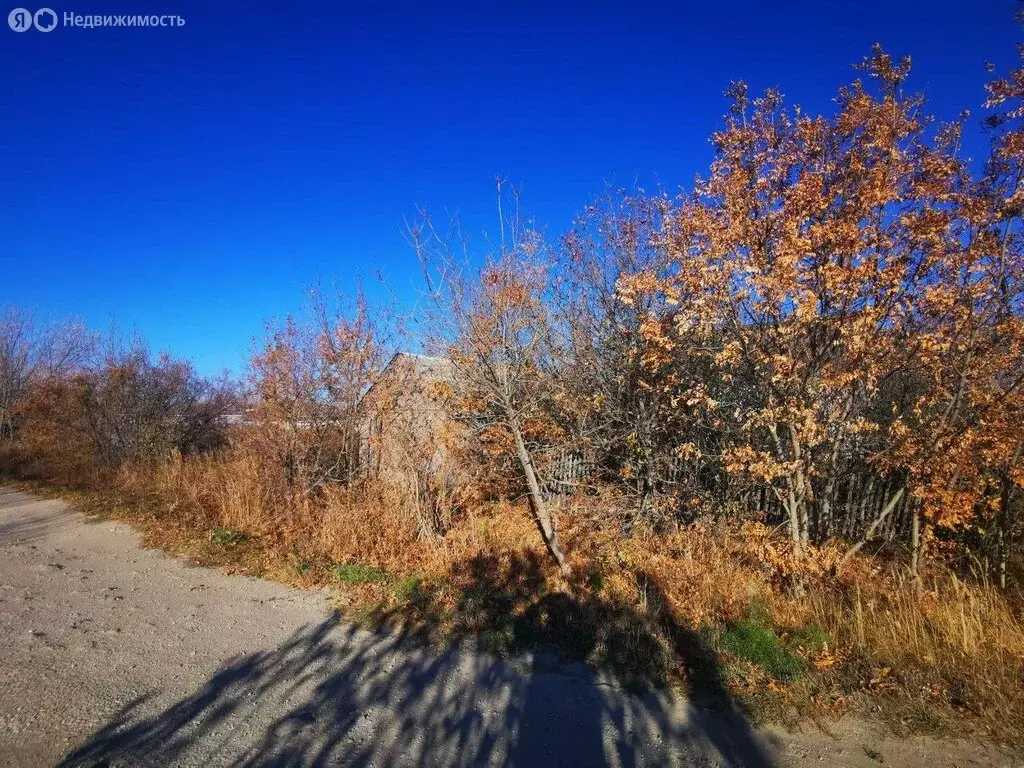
[12,445,1024,741]
[123,450,529,578]
[805,568,1024,734]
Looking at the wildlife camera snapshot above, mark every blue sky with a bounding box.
[1,0,1019,375]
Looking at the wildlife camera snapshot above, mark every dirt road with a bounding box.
[0,487,1017,767]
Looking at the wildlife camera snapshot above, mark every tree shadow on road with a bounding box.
[60,552,777,767]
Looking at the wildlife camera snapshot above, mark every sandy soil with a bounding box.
[0,486,1019,767]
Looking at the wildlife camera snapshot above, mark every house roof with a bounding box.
[359,352,454,405]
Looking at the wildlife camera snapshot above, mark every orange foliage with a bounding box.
[619,47,1024,560]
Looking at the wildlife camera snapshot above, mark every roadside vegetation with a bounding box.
[4,44,1024,745]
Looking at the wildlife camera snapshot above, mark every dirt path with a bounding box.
[0,487,1018,767]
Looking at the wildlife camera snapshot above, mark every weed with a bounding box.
[746,596,772,625]
[210,526,247,547]
[791,621,828,653]
[394,574,424,601]
[720,618,806,681]
[332,562,390,585]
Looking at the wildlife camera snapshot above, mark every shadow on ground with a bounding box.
[60,552,777,767]
[0,489,71,545]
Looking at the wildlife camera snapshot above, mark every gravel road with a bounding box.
[0,486,1019,767]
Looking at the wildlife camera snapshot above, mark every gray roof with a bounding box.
[359,352,454,404]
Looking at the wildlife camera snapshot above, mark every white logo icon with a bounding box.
[8,7,57,31]
[33,7,55,30]
[7,7,32,30]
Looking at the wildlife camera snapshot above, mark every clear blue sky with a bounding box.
[2,0,1019,375]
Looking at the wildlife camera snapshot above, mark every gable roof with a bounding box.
[360,352,454,405]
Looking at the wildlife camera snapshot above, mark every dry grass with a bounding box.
[4,447,1024,746]
[804,569,1024,740]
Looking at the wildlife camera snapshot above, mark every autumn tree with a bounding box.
[556,191,720,525]
[629,48,995,558]
[411,197,571,571]
[248,289,387,496]
[77,338,236,466]
[0,307,90,440]
[14,333,236,477]
[884,45,1024,573]
[977,46,1024,585]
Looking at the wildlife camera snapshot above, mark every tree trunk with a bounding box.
[510,418,570,573]
[997,472,1012,590]
[789,429,811,545]
[910,500,921,575]
[998,522,1007,590]
[783,487,804,558]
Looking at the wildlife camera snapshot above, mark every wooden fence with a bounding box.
[537,446,918,544]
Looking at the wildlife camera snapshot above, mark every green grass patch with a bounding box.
[791,620,828,653]
[720,618,806,681]
[331,562,390,585]
[210,526,247,547]
[394,574,425,601]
